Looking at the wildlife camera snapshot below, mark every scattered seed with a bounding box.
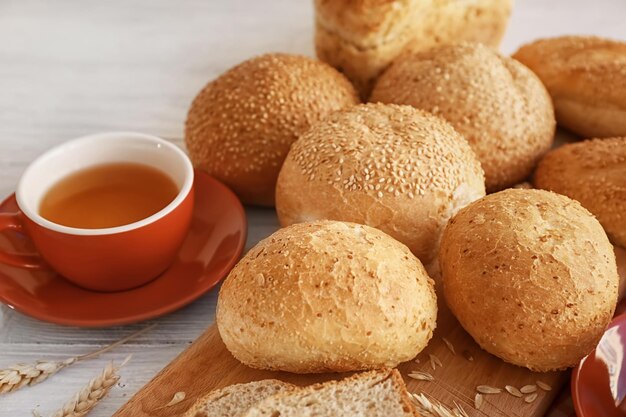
[159,391,186,408]
[536,380,552,391]
[429,354,443,370]
[477,385,502,394]
[408,371,435,381]
[520,384,537,394]
[474,393,484,410]
[524,393,538,403]
[462,350,474,362]
[505,385,523,398]
[442,338,456,355]
[414,358,421,364]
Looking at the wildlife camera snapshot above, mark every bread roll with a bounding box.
[217,220,437,373]
[314,0,513,97]
[534,136,626,248]
[370,42,556,192]
[185,53,359,206]
[440,189,619,371]
[513,36,626,138]
[275,103,485,264]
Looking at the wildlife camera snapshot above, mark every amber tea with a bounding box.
[39,162,179,229]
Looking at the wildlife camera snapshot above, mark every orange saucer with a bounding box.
[0,171,246,327]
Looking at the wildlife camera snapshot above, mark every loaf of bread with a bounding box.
[217,220,437,373]
[513,36,626,138]
[534,136,626,248]
[439,189,619,371]
[185,53,359,206]
[243,369,418,417]
[276,103,485,264]
[371,43,556,192]
[314,0,514,97]
[184,380,294,417]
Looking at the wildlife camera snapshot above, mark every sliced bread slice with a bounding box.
[185,379,294,417]
[243,369,419,417]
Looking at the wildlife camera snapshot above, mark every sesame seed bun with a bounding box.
[370,43,556,192]
[534,136,626,248]
[275,103,486,264]
[216,220,437,373]
[439,189,619,372]
[513,36,626,138]
[184,53,359,206]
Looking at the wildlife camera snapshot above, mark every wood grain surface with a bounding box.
[2,1,626,416]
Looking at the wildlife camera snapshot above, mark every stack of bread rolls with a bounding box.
[183,0,625,384]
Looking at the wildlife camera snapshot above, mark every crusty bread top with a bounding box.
[440,188,619,371]
[513,36,626,117]
[184,379,293,417]
[314,0,426,48]
[217,220,437,373]
[285,103,482,199]
[275,102,485,263]
[534,136,626,248]
[243,369,419,417]
[371,42,555,191]
[315,0,512,49]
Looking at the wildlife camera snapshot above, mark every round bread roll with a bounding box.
[370,42,556,192]
[217,220,437,373]
[185,53,359,206]
[534,136,626,248]
[440,189,619,371]
[513,36,626,138]
[275,103,486,264]
[314,0,513,97]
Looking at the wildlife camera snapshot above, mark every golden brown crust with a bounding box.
[513,35,626,138]
[389,369,421,417]
[184,53,359,206]
[439,189,619,372]
[315,0,422,48]
[370,42,556,192]
[314,0,513,97]
[216,220,437,373]
[534,136,626,248]
[275,103,485,264]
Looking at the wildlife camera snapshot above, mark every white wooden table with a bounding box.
[1,1,625,415]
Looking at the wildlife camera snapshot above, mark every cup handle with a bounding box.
[0,212,44,269]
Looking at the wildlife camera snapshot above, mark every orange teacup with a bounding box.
[0,132,194,292]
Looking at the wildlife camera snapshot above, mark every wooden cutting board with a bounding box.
[113,247,626,417]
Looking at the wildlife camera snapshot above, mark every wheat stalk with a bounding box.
[0,325,153,394]
[410,392,465,417]
[49,356,131,417]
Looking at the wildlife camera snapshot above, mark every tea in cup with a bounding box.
[0,132,194,292]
